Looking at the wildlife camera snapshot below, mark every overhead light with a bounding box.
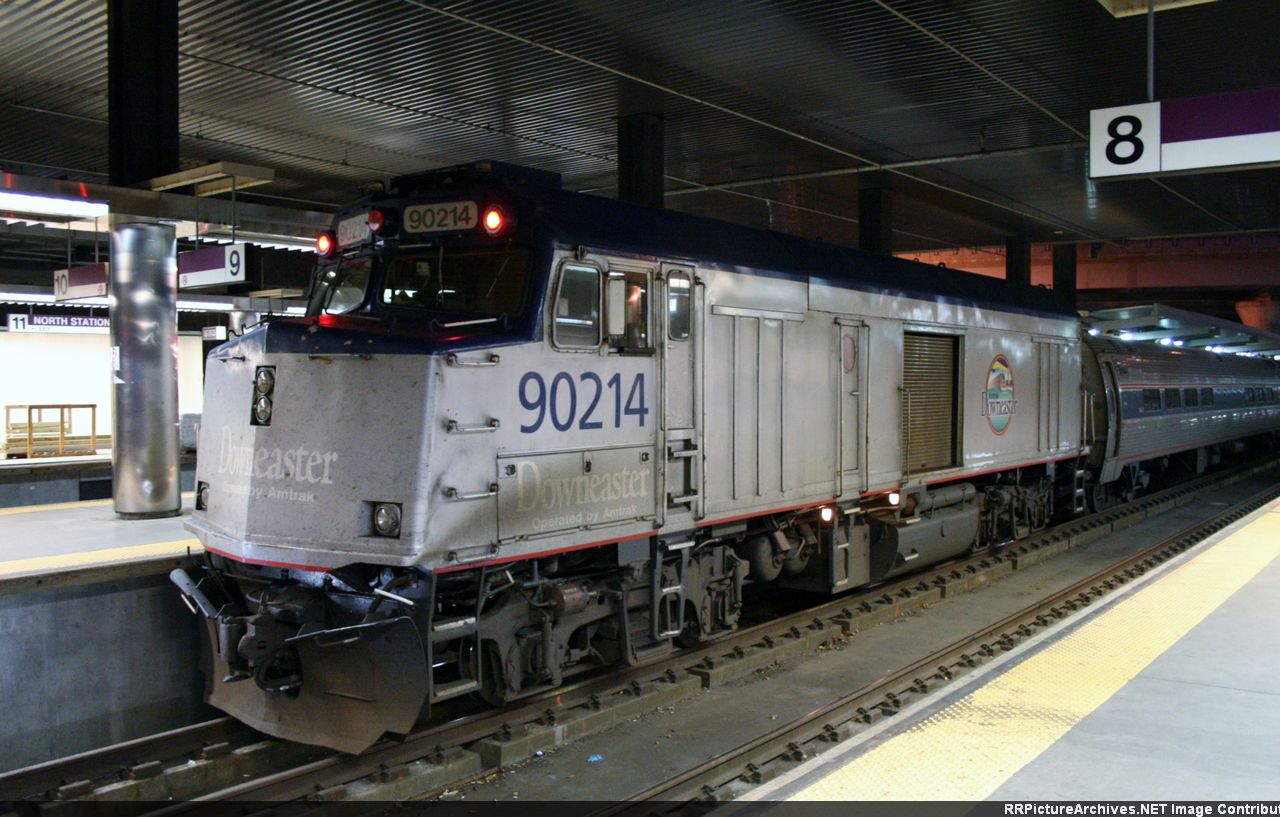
[1159,338,1172,346]
[0,291,56,304]
[1087,328,1100,336]
[147,161,274,196]
[177,299,236,312]
[1119,331,1133,340]
[1173,340,1184,347]
[1095,0,1219,19]
[0,191,108,219]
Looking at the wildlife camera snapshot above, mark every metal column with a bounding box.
[1005,236,1032,288]
[1053,242,1079,313]
[617,112,665,209]
[109,223,180,518]
[108,0,178,186]
[857,172,893,255]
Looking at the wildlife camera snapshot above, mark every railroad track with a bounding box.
[3,458,1275,809]
[615,479,1280,807]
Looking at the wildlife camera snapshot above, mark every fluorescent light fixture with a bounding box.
[0,191,108,219]
[0,291,56,303]
[1087,328,1100,336]
[283,306,307,316]
[1159,337,1172,346]
[177,299,236,312]
[1119,331,1133,340]
[1173,340,1184,347]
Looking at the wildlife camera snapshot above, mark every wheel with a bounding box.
[1089,481,1117,512]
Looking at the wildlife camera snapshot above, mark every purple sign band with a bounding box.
[30,314,109,328]
[67,263,107,287]
[1163,87,1280,144]
[178,245,226,274]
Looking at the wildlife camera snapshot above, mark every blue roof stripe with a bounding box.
[524,184,1076,322]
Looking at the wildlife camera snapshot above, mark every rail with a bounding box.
[617,478,1280,806]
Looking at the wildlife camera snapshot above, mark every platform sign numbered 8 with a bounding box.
[1090,102,1161,178]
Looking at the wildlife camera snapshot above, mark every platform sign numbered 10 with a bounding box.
[179,243,247,289]
[53,263,108,302]
[1090,102,1162,178]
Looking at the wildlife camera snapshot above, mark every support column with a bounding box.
[1005,236,1032,288]
[108,0,180,517]
[617,112,664,208]
[108,0,179,186]
[1053,242,1079,313]
[858,172,893,255]
[109,223,180,518]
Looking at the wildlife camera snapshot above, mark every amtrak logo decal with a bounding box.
[981,354,1017,435]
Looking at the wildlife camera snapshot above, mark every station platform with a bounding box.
[0,493,200,595]
[749,497,1280,801]
[0,450,197,509]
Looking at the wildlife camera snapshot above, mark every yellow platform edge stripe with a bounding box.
[0,491,195,517]
[0,498,113,516]
[789,501,1280,801]
[0,538,203,579]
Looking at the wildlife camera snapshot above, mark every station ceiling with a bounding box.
[2,0,1280,265]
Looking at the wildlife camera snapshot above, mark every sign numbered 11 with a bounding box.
[1089,102,1161,178]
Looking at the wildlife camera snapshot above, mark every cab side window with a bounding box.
[553,264,601,348]
[622,271,650,349]
[668,272,691,340]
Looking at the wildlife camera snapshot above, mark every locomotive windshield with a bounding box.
[304,246,531,325]
[381,247,529,320]
[307,255,372,316]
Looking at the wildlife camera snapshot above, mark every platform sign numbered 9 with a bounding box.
[1089,102,1162,178]
[179,243,247,289]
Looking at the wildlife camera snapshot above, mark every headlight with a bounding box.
[373,503,402,538]
[253,395,273,425]
[251,366,276,426]
[196,481,210,511]
[255,367,275,395]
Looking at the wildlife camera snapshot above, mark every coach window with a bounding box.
[553,263,601,348]
[1142,389,1161,412]
[1183,387,1199,408]
[668,272,691,340]
[1200,387,1215,406]
[1164,388,1182,409]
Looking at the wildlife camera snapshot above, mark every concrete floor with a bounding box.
[0,495,194,565]
[989,548,1280,799]
[438,475,1276,801]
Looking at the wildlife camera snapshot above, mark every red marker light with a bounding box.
[482,206,505,235]
[367,209,387,233]
[316,231,336,256]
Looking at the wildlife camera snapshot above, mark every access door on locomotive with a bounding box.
[494,254,703,546]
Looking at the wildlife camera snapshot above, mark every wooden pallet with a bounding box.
[3,405,102,459]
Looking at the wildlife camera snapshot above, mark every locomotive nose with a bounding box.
[188,319,435,570]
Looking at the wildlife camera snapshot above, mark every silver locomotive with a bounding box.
[173,161,1280,752]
